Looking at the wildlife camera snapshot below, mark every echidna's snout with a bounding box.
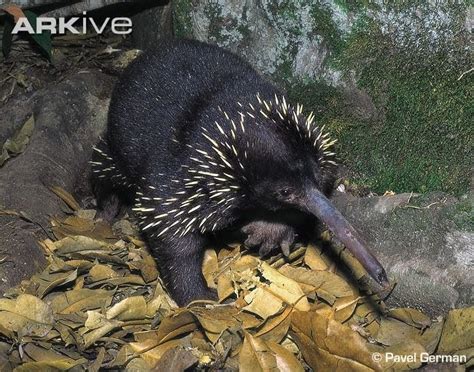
[303,188,389,287]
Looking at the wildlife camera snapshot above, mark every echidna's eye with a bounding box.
[279,188,291,197]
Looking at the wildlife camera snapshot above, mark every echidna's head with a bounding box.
[204,94,389,287]
[237,96,336,211]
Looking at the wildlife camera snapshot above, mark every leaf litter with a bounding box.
[0,188,471,371]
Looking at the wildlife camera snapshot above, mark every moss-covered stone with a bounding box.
[310,3,345,58]
[173,0,193,38]
[289,3,472,195]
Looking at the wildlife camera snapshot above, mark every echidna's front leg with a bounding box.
[147,233,217,306]
[241,220,296,257]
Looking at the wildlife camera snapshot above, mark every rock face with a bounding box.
[0,71,114,293]
[0,0,59,6]
[174,1,472,195]
[332,191,473,316]
[131,2,173,50]
[1,0,133,12]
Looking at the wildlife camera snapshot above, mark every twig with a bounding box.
[402,197,447,210]
[458,67,474,81]
[403,201,440,210]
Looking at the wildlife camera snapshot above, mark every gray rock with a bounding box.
[0,0,60,6]
[332,191,473,316]
[174,1,470,86]
[0,71,114,293]
[131,2,173,51]
[1,0,134,15]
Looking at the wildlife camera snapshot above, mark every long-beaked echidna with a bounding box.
[91,39,389,306]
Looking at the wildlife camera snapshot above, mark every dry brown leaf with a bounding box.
[0,116,34,167]
[375,317,443,354]
[151,345,198,371]
[266,341,304,372]
[52,219,116,242]
[53,236,111,255]
[88,346,106,372]
[232,311,261,330]
[13,359,85,371]
[50,186,81,211]
[97,274,145,286]
[33,269,78,298]
[379,341,426,370]
[0,294,54,338]
[0,207,465,370]
[126,357,152,371]
[130,339,185,368]
[136,310,197,345]
[244,287,285,319]
[388,307,431,329]
[229,254,259,272]
[239,331,304,372]
[217,271,235,301]
[279,265,353,304]
[49,288,114,314]
[258,262,310,311]
[76,209,97,220]
[106,296,148,321]
[304,244,329,270]
[109,345,134,368]
[192,306,241,335]
[333,295,360,323]
[89,264,119,282]
[146,295,174,318]
[438,307,474,354]
[202,249,219,289]
[128,252,159,283]
[83,311,123,348]
[291,310,381,371]
[22,343,87,369]
[254,307,293,343]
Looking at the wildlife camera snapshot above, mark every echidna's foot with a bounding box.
[96,193,121,223]
[190,288,219,304]
[241,220,296,257]
[150,233,217,307]
[170,277,218,307]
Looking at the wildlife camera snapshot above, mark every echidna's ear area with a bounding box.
[254,94,338,174]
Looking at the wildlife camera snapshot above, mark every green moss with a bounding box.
[203,2,228,43]
[236,24,251,39]
[173,0,194,38]
[287,80,343,119]
[333,0,369,12]
[340,13,471,195]
[266,1,300,31]
[448,196,474,231]
[274,53,299,86]
[310,4,345,59]
[288,6,471,196]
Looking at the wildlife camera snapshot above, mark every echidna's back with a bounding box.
[106,39,271,180]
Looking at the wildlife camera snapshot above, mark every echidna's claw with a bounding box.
[241,220,295,258]
[281,241,291,257]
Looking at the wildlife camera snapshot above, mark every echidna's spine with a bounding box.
[90,139,133,190]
